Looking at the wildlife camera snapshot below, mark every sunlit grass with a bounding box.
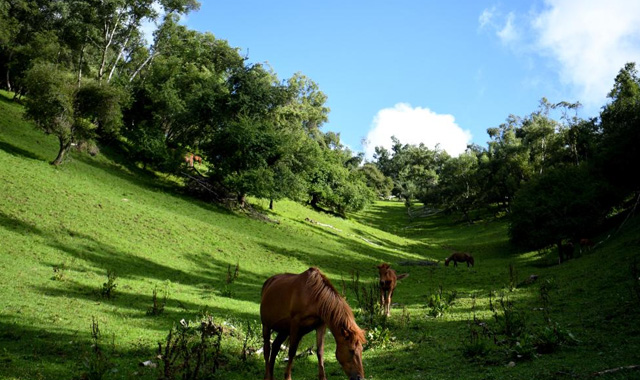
[1,91,639,379]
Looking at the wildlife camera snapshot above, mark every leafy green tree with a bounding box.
[23,63,121,165]
[485,116,531,210]
[435,151,480,222]
[599,62,640,195]
[23,63,77,165]
[509,165,607,262]
[358,163,394,198]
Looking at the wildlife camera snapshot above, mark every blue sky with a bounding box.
[177,0,640,159]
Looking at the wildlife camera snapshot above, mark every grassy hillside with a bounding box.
[1,91,639,380]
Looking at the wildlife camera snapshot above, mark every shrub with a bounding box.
[158,316,224,380]
[100,270,117,299]
[147,285,168,316]
[426,285,457,318]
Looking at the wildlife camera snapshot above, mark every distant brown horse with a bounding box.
[376,263,408,317]
[184,153,194,167]
[444,252,474,267]
[579,238,595,253]
[193,155,202,164]
[261,267,365,380]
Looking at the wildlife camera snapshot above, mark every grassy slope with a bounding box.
[1,91,639,380]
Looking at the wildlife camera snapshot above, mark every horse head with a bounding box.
[335,326,365,380]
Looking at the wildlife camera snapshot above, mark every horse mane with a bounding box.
[306,268,366,344]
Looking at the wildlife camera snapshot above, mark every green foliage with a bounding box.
[100,270,118,299]
[158,316,223,380]
[366,326,393,349]
[426,285,457,318]
[74,318,114,380]
[599,62,640,195]
[147,285,168,316]
[509,165,607,250]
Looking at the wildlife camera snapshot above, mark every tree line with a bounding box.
[2,1,639,253]
[0,0,375,214]
[371,63,640,259]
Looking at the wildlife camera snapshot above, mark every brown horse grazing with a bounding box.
[376,263,408,317]
[193,154,202,164]
[579,238,595,253]
[444,252,474,267]
[261,267,366,380]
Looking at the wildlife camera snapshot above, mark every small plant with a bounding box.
[226,262,239,284]
[463,321,491,359]
[399,306,411,328]
[345,270,384,327]
[489,292,526,341]
[100,270,117,299]
[241,319,262,362]
[220,285,234,298]
[147,285,168,316]
[426,285,457,318]
[158,315,224,379]
[74,317,114,380]
[52,262,68,281]
[366,326,393,349]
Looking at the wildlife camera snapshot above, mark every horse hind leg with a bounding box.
[262,326,273,380]
[285,323,303,380]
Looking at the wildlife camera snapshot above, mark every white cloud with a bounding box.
[478,7,495,29]
[479,7,521,47]
[532,0,640,107]
[363,103,472,160]
[497,12,518,45]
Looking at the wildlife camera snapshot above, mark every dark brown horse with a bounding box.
[376,263,408,317]
[444,252,474,267]
[260,267,365,380]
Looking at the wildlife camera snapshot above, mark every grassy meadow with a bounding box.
[1,91,640,379]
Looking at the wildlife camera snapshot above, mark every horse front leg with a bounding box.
[386,288,394,316]
[268,332,288,380]
[316,324,327,380]
[284,324,302,380]
[262,325,272,380]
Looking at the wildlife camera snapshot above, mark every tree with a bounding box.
[509,165,607,262]
[358,163,394,198]
[599,62,640,194]
[435,151,480,222]
[23,63,121,165]
[23,63,78,165]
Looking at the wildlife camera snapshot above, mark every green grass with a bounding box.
[1,90,640,379]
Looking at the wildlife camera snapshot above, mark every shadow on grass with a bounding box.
[0,139,46,161]
[0,209,46,236]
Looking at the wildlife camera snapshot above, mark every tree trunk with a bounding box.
[5,68,11,92]
[237,193,246,208]
[310,193,319,208]
[77,45,86,87]
[51,137,71,166]
[269,198,274,210]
